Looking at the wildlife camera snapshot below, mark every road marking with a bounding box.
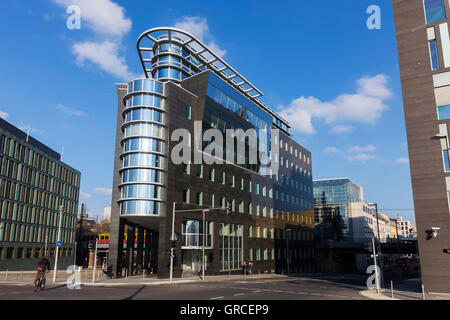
[233,293,245,296]
[253,290,262,293]
[273,290,282,292]
[296,292,307,295]
[210,296,224,300]
[286,291,296,294]
[310,293,322,296]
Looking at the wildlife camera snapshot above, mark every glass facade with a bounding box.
[0,119,80,263]
[119,79,167,216]
[313,179,362,241]
[219,223,243,271]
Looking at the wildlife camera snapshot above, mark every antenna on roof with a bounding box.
[26,124,30,142]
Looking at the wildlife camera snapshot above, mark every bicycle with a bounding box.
[33,268,46,292]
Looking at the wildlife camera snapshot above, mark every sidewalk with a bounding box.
[0,270,287,287]
[360,279,450,300]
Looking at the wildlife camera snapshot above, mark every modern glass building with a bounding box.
[313,178,362,242]
[108,27,314,278]
[0,118,80,271]
[393,0,450,294]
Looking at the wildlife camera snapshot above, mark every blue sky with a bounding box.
[0,0,414,222]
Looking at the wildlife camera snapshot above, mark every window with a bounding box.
[196,192,203,205]
[437,104,450,120]
[196,164,203,178]
[183,189,190,203]
[184,105,191,119]
[183,164,190,175]
[423,0,446,24]
[209,168,215,182]
[444,150,450,172]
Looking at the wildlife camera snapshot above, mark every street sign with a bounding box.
[56,241,61,247]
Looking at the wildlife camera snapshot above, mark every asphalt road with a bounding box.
[0,274,368,300]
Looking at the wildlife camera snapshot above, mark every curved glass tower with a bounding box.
[118,78,168,216]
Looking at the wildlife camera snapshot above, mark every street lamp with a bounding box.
[286,229,291,276]
[369,202,383,287]
[169,202,178,283]
[53,205,64,283]
[202,209,210,280]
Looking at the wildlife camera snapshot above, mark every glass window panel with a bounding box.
[424,0,446,24]
[438,105,450,120]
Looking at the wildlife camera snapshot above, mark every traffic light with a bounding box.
[226,202,232,215]
[444,248,450,254]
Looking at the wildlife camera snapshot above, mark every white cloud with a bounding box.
[345,153,378,162]
[349,145,376,153]
[80,190,92,199]
[324,147,340,154]
[396,157,409,164]
[0,110,8,119]
[174,16,227,58]
[330,125,354,134]
[57,104,87,117]
[94,187,112,196]
[278,74,392,134]
[72,41,136,80]
[53,0,131,37]
[52,0,135,80]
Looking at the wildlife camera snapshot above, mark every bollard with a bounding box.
[422,284,426,300]
[228,270,231,279]
[126,269,128,279]
[390,281,394,299]
[5,270,8,280]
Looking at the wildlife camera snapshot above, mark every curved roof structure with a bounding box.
[136,27,291,132]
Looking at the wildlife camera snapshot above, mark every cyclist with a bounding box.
[36,256,51,288]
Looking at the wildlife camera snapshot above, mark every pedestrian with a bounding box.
[248,262,254,275]
[242,261,248,275]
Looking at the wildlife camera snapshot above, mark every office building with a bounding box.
[313,178,388,272]
[108,27,315,278]
[0,118,80,270]
[393,0,450,293]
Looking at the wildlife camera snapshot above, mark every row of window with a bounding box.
[0,200,76,228]
[123,123,167,140]
[121,168,166,184]
[0,179,78,215]
[120,184,166,200]
[124,108,165,124]
[0,159,79,201]
[122,138,167,155]
[0,246,73,260]
[0,134,80,187]
[278,138,310,165]
[125,94,165,109]
[248,226,314,241]
[120,199,162,215]
[122,152,167,170]
[184,164,313,208]
[248,247,315,261]
[127,79,164,95]
[0,221,74,243]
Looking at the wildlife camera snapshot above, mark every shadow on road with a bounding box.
[123,285,145,300]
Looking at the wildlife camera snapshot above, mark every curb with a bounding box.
[0,274,287,287]
[359,290,399,300]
